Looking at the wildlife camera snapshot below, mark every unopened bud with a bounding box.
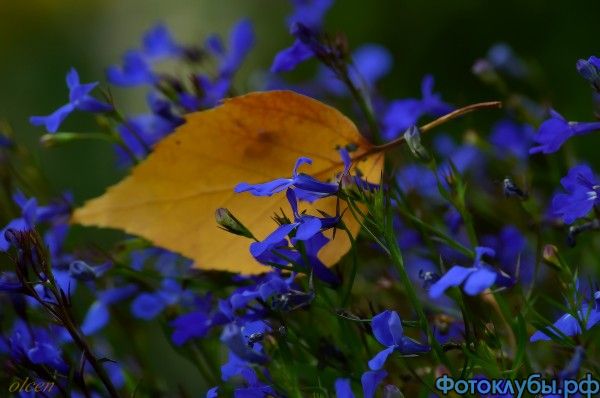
[69,260,97,281]
[215,208,255,239]
[576,56,600,91]
[3,228,21,249]
[542,244,561,270]
[404,126,430,162]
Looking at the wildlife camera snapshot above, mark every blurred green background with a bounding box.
[1,0,599,202]
[1,0,599,392]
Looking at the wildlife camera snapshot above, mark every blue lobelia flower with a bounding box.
[106,50,156,86]
[551,164,600,224]
[196,19,255,109]
[334,378,354,397]
[170,295,218,346]
[576,56,600,89]
[485,43,528,78]
[271,0,333,73]
[0,191,71,252]
[68,260,111,282]
[220,321,270,383]
[235,156,341,198]
[367,310,430,371]
[247,190,340,284]
[490,119,535,160]
[316,44,393,96]
[131,278,193,320]
[530,291,600,342]
[81,284,138,335]
[205,19,254,80]
[429,247,512,299]
[481,226,534,285]
[1,321,68,373]
[334,370,388,398]
[107,24,182,87]
[250,189,338,259]
[529,109,600,154]
[230,366,279,397]
[141,24,183,60]
[361,369,388,398]
[206,387,218,398]
[30,68,112,132]
[382,75,453,141]
[287,0,333,29]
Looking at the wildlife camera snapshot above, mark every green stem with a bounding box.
[382,205,454,374]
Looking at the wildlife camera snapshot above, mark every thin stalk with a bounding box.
[59,312,120,398]
[353,101,502,162]
[382,206,454,374]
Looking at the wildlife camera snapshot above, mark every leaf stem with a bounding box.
[353,101,502,161]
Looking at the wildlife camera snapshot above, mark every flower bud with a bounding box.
[576,56,600,91]
[69,260,97,281]
[542,244,561,270]
[215,208,255,239]
[404,125,430,162]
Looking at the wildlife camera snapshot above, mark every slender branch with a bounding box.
[353,101,502,162]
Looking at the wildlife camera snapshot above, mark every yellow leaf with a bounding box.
[72,90,384,274]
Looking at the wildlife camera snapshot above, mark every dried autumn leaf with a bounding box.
[72,90,384,274]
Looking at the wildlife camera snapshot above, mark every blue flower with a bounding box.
[1,321,68,372]
[485,43,528,78]
[317,44,392,96]
[490,119,535,160]
[227,364,279,397]
[170,295,219,345]
[81,284,138,335]
[429,247,512,299]
[235,157,339,198]
[529,110,600,154]
[30,68,112,132]
[367,310,430,371]
[221,321,269,372]
[195,19,255,109]
[361,369,388,398]
[141,24,182,60]
[68,260,111,281]
[334,378,354,397]
[107,24,182,87]
[250,189,338,258]
[551,164,600,224]
[287,0,333,29]
[206,387,218,398]
[576,56,600,89]
[481,226,534,285]
[131,278,192,320]
[271,39,315,73]
[1,192,71,252]
[530,291,600,342]
[106,50,156,86]
[382,75,453,140]
[271,0,333,73]
[206,19,255,80]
